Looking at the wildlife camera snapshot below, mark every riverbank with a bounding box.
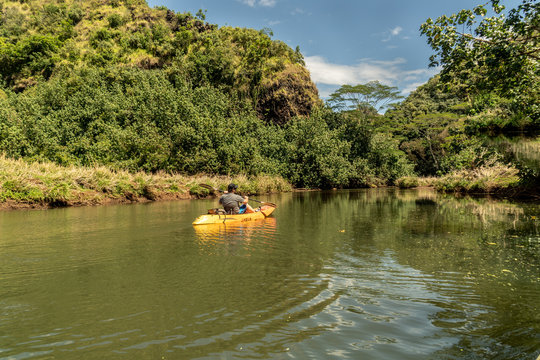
[396,165,521,192]
[0,155,292,211]
[397,164,539,200]
[1,155,537,211]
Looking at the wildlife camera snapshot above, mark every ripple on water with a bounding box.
[1,194,539,359]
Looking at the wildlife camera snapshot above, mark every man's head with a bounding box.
[227,183,238,192]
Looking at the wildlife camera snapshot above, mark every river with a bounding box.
[1,189,538,359]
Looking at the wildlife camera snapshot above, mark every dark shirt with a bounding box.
[219,193,245,214]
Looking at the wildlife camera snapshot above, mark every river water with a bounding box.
[1,189,539,359]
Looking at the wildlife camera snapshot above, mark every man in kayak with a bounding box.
[219,183,255,214]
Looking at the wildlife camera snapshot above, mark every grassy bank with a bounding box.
[0,155,292,210]
[1,154,534,211]
[395,164,538,198]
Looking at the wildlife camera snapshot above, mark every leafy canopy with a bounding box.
[326,81,403,114]
[420,0,539,121]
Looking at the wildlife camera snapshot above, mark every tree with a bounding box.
[327,81,403,114]
[420,0,539,121]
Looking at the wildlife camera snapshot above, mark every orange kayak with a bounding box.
[192,205,276,225]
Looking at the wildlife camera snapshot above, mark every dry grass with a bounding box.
[395,176,438,188]
[396,166,521,194]
[435,164,520,193]
[0,155,292,209]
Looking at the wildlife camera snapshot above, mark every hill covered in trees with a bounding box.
[0,0,319,121]
[0,0,538,205]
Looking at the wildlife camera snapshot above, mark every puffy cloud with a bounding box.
[304,56,440,96]
[306,56,400,85]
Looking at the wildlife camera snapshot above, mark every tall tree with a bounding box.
[327,81,403,115]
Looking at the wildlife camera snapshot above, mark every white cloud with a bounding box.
[402,68,433,81]
[370,58,407,66]
[304,56,440,96]
[305,56,399,85]
[400,82,425,95]
[240,0,256,7]
[259,0,276,7]
[391,26,403,36]
[380,26,406,42]
[239,0,276,7]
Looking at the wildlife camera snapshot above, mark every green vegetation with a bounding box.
[0,155,291,209]
[419,0,539,130]
[434,165,521,193]
[380,0,538,194]
[0,0,317,120]
[0,0,538,209]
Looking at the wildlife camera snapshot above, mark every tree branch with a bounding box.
[456,31,540,61]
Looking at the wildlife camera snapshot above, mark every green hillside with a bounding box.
[0,0,319,121]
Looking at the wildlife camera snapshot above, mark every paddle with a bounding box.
[199,184,277,207]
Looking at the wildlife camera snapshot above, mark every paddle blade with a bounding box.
[250,199,277,207]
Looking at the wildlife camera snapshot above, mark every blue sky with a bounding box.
[147,0,521,99]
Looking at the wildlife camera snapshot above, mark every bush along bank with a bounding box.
[396,164,539,199]
[0,155,292,210]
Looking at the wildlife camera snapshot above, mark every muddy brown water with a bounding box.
[1,189,538,359]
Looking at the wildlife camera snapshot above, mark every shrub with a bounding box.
[107,14,124,29]
[368,133,414,183]
[435,164,520,193]
[395,176,419,188]
[284,115,353,188]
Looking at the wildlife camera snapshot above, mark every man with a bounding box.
[219,183,255,214]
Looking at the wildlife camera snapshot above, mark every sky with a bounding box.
[146,0,521,99]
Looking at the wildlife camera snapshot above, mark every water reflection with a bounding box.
[193,217,279,258]
[193,217,277,243]
[0,191,539,359]
[189,215,341,359]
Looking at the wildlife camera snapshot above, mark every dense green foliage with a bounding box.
[420,0,539,129]
[0,63,414,188]
[374,0,539,192]
[382,72,536,191]
[0,0,319,121]
[0,0,417,190]
[0,0,536,195]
